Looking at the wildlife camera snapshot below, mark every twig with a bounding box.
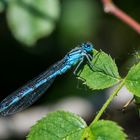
[101,0,140,34]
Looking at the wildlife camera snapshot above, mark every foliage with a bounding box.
[78,50,120,90]
[125,63,140,97]
[27,111,126,140]
[0,0,99,47]
[1,0,140,139]
[3,0,60,46]
[27,49,140,139]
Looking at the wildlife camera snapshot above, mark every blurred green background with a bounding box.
[0,0,140,139]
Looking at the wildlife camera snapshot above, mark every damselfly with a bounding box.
[0,42,94,116]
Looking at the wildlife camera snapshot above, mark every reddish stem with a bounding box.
[101,0,140,34]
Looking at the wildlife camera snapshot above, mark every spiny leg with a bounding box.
[73,58,84,75]
[84,53,105,74]
[73,59,87,90]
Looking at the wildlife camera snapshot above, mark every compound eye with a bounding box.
[86,44,90,48]
[84,43,91,49]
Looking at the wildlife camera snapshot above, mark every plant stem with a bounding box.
[90,80,125,126]
[101,0,140,34]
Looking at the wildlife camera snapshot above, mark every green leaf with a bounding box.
[27,111,88,140]
[27,111,127,140]
[79,50,121,90]
[90,120,127,140]
[125,62,140,97]
[7,0,60,46]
